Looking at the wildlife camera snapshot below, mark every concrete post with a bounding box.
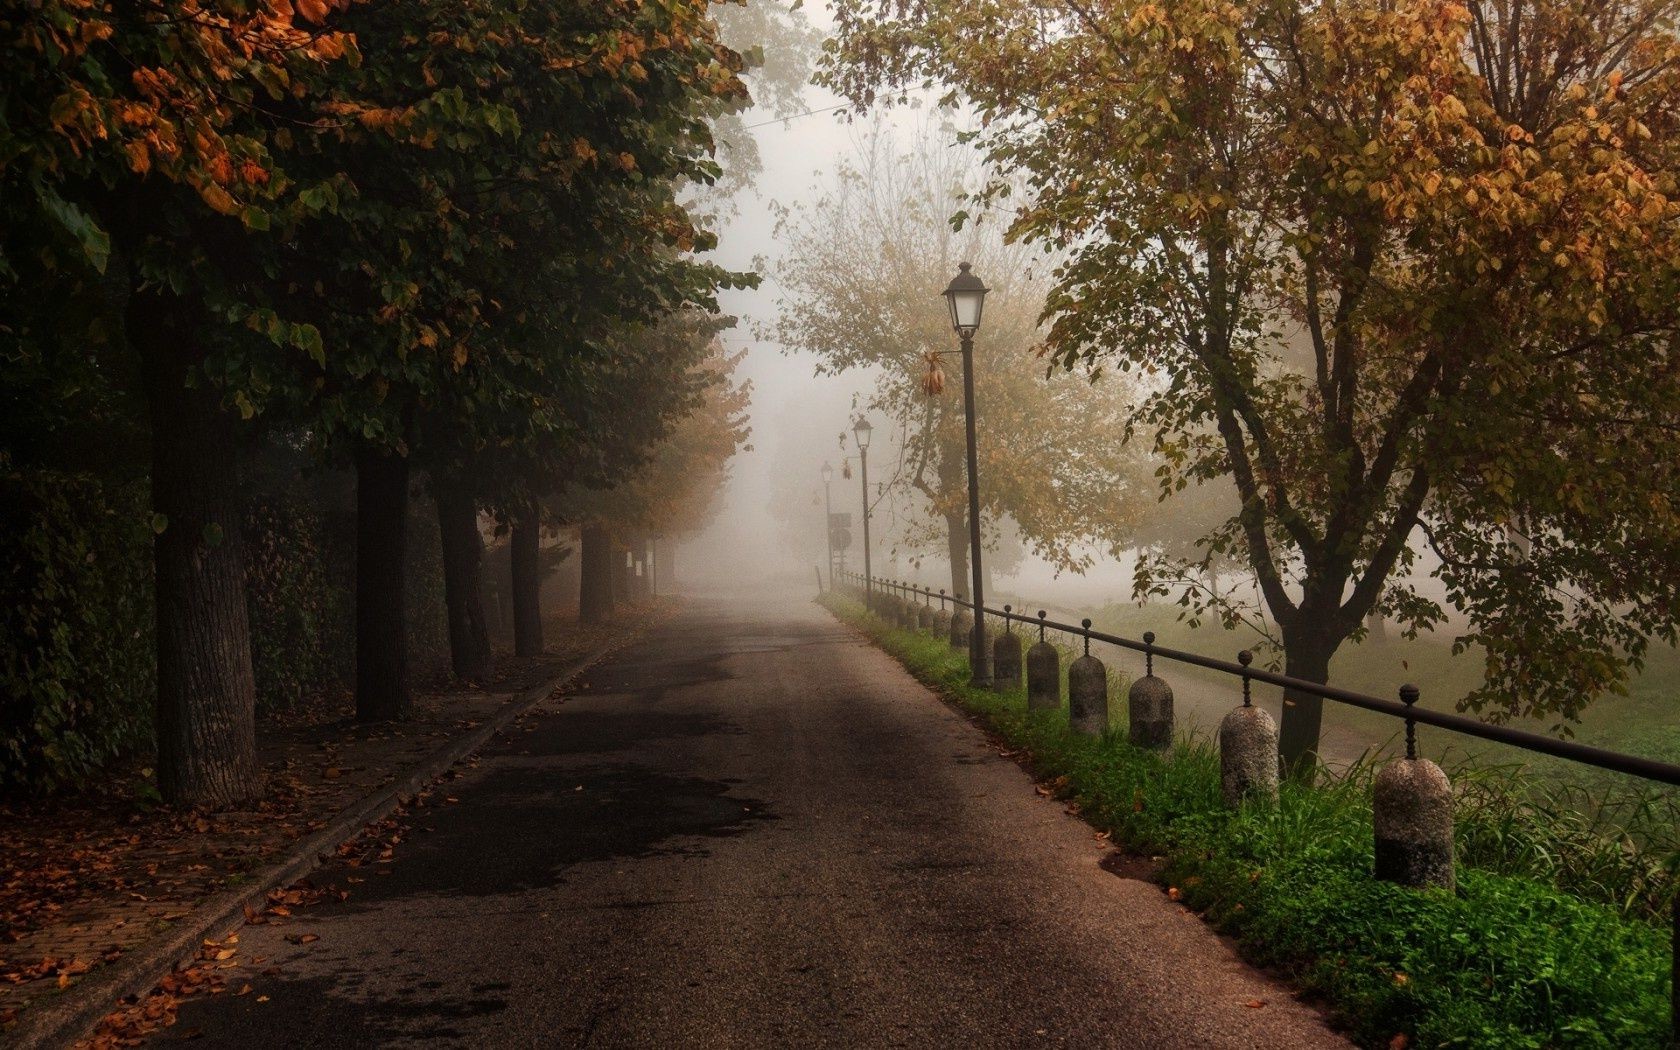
[1219,653,1277,806]
[950,604,972,650]
[933,592,953,639]
[1068,621,1108,736]
[1026,611,1060,712]
[1374,687,1454,890]
[1127,631,1173,751]
[992,606,1022,691]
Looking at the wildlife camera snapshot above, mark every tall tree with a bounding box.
[1,0,354,805]
[773,126,1150,597]
[824,0,1680,770]
[264,0,751,708]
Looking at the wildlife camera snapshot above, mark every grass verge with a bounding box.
[824,592,1672,1050]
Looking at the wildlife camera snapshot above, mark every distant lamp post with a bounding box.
[820,462,836,591]
[943,262,991,685]
[853,417,874,607]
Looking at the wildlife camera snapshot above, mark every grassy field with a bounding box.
[825,591,1674,1049]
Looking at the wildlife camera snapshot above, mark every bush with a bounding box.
[0,467,155,794]
[244,482,354,715]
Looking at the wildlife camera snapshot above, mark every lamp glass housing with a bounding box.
[853,418,873,451]
[942,262,989,335]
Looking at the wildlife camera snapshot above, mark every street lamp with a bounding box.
[943,262,991,685]
[853,417,874,608]
[820,462,836,591]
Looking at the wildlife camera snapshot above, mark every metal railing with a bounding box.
[833,567,1680,1041]
[835,569,1680,789]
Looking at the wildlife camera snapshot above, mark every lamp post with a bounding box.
[943,262,991,685]
[820,461,836,591]
[853,417,874,608]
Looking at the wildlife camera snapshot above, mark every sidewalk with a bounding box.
[0,606,657,1046]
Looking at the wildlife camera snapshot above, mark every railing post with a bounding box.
[1373,684,1454,890]
[992,605,1023,691]
[1068,618,1108,736]
[1026,610,1060,711]
[1127,630,1174,751]
[949,595,972,650]
[1219,650,1279,806]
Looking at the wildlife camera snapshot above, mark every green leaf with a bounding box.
[34,180,111,274]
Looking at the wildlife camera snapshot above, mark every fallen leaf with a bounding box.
[1244,999,1266,1009]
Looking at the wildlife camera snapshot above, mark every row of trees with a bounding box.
[2,0,764,804]
[822,0,1680,770]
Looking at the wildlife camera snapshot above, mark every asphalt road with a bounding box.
[150,591,1347,1048]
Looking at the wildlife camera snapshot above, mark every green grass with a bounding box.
[826,593,1674,1050]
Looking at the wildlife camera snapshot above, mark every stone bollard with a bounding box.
[1127,631,1174,751]
[933,594,953,639]
[1067,620,1109,736]
[906,600,923,631]
[992,607,1023,690]
[1374,686,1454,890]
[950,604,972,650]
[1026,611,1060,712]
[1219,651,1278,806]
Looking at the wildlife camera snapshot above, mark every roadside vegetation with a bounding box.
[823,593,1674,1049]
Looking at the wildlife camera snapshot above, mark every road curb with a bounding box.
[10,640,626,1050]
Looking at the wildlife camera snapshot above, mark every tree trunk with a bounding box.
[356,445,410,722]
[579,524,616,623]
[1277,627,1335,778]
[435,474,492,681]
[944,509,969,600]
[614,540,632,603]
[511,515,543,656]
[134,288,259,808]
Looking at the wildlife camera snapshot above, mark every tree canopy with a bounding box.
[823,0,1680,767]
[773,125,1151,596]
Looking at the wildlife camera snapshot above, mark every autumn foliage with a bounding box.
[1,0,758,801]
[823,0,1680,765]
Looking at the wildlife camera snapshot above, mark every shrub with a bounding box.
[0,466,154,794]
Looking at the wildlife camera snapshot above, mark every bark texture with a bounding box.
[510,515,543,656]
[435,475,492,681]
[356,445,411,722]
[1277,630,1333,778]
[579,523,615,623]
[135,287,259,808]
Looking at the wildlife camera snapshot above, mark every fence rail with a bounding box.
[831,567,1680,1041]
[835,569,1680,788]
